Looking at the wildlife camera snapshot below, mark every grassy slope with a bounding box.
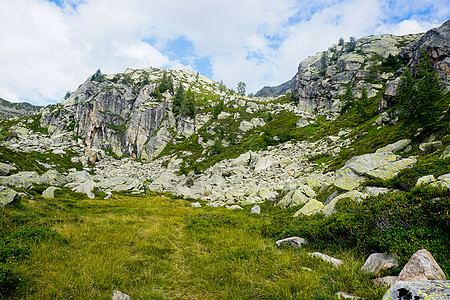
[0,192,386,299]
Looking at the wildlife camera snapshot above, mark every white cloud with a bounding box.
[0,0,447,103]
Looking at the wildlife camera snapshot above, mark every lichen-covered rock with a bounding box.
[276,237,307,248]
[277,185,315,208]
[382,280,450,300]
[112,290,132,300]
[397,249,446,282]
[293,199,324,217]
[0,171,41,189]
[39,169,67,186]
[191,202,201,208]
[322,190,367,216]
[419,141,443,154]
[376,139,410,154]
[97,176,142,192]
[0,162,16,176]
[42,186,61,198]
[0,186,19,206]
[250,205,260,214]
[334,167,366,190]
[441,145,450,159]
[415,175,437,187]
[361,253,398,276]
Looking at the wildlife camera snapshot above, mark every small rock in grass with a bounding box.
[191,202,201,208]
[361,252,398,276]
[112,290,132,300]
[250,205,260,214]
[308,252,343,267]
[276,237,307,248]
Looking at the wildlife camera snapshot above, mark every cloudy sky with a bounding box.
[0,0,448,105]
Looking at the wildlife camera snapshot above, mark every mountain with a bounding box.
[254,76,296,97]
[0,97,42,118]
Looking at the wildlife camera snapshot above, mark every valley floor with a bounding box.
[1,192,386,299]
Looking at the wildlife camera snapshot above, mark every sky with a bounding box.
[0,0,448,105]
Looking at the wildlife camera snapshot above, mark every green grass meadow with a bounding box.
[0,192,386,299]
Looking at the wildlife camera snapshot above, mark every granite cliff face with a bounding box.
[40,68,222,160]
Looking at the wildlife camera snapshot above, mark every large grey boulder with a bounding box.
[0,162,16,176]
[0,171,41,189]
[97,176,142,192]
[293,199,324,217]
[382,280,450,300]
[39,169,67,186]
[361,253,398,276]
[0,186,19,206]
[277,185,315,208]
[397,249,446,282]
[64,170,96,198]
[376,139,410,154]
[334,152,416,190]
[250,205,261,214]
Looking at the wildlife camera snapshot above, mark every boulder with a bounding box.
[323,190,367,217]
[415,175,437,187]
[436,174,450,188]
[65,180,96,199]
[336,292,361,299]
[419,141,443,154]
[226,205,243,211]
[0,171,41,189]
[276,237,307,248]
[250,205,260,214]
[39,169,67,186]
[97,176,142,192]
[344,152,416,181]
[112,290,132,300]
[191,202,201,208]
[296,117,310,128]
[239,120,254,132]
[363,186,391,196]
[376,139,410,154]
[66,170,93,183]
[397,249,446,282]
[308,252,343,267]
[293,199,324,217]
[441,145,450,159]
[217,111,231,119]
[334,167,366,191]
[0,186,19,206]
[42,186,61,198]
[0,162,16,176]
[258,188,277,201]
[277,185,315,208]
[382,280,450,300]
[361,253,398,276]
[253,156,274,172]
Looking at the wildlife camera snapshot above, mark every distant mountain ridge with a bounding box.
[0,97,42,118]
[254,76,296,97]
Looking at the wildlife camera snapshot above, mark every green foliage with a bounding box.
[212,99,224,119]
[320,52,328,76]
[91,69,104,82]
[158,71,174,94]
[0,265,22,298]
[262,186,450,274]
[338,37,344,46]
[397,50,444,131]
[347,37,356,52]
[340,84,355,114]
[355,87,370,119]
[381,54,402,72]
[237,81,246,96]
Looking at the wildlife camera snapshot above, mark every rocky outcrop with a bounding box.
[292,34,418,119]
[400,19,450,83]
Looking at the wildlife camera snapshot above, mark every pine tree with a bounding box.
[397,49,443,130]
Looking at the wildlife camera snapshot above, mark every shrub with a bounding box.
[262,186,450,274]
[0,265,22,298]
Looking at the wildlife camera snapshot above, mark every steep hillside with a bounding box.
[254,76,296,97]
[0,97,42,118]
